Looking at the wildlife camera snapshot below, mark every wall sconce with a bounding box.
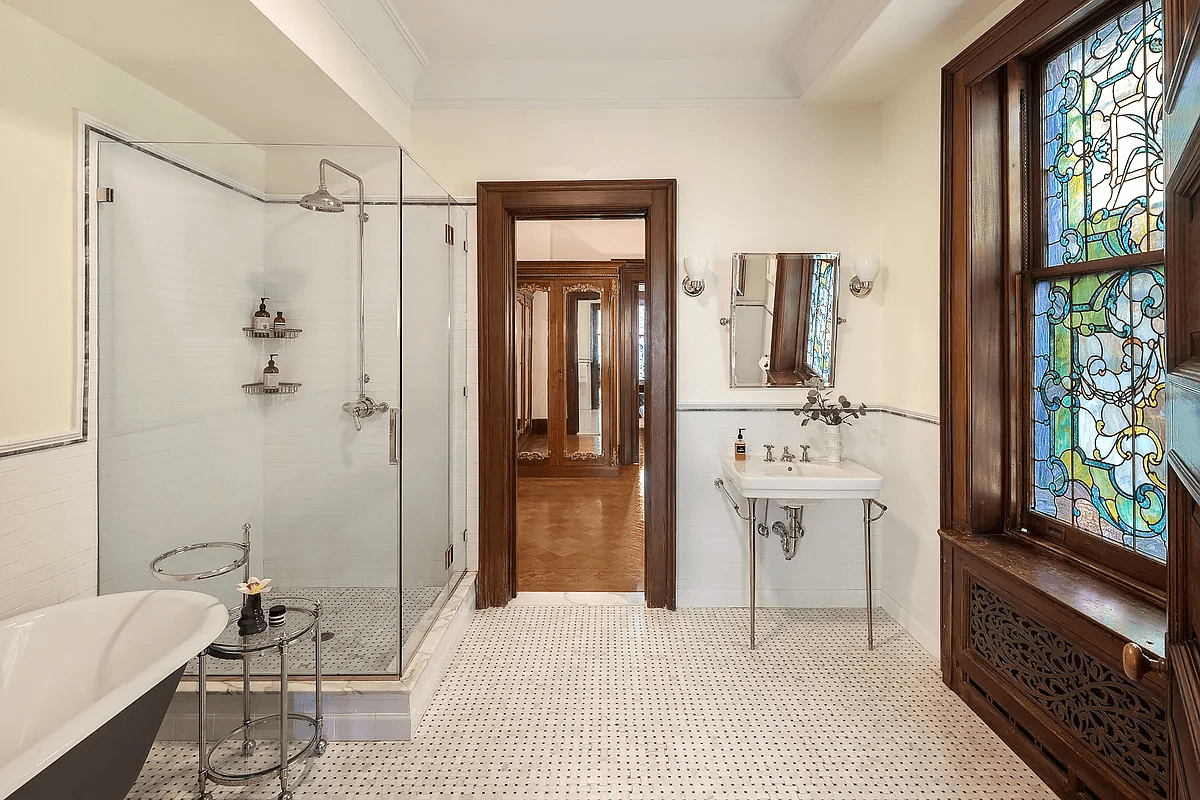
[682,257,708,297]
[849,257,880,298]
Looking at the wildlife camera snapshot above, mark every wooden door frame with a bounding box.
[619,264,646,466]
[476,179,677,609]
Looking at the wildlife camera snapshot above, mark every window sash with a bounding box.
[1013,0,1168,591]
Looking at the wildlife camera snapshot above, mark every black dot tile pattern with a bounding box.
[129,606,1056,799]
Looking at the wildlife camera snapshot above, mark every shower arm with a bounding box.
[317,159,370,400]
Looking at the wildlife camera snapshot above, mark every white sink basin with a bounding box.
[720,454,883,505]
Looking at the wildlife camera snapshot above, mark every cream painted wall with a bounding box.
[412,105,885,407]
[876,0,1021,417]
[872,0,1023,655]
[0,3,257,619]
[0,3,254,445]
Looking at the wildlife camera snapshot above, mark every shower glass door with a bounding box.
[95,138,405,676]
[399,153,461,671]
[94,138,467,677]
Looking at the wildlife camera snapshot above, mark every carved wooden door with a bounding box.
[515,273,619,478]
[1163,3,1200,796]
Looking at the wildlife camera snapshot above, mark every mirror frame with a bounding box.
[728,252,841,388]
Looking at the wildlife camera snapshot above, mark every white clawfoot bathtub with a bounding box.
[0,590,227,800]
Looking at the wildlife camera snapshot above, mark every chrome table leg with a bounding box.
[241,654,255,754]
[314,600,326,755]
[278,643,290,800]
[197,650,210,800]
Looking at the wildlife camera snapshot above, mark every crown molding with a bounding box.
[376,0,429,68]
[412,95,809,111]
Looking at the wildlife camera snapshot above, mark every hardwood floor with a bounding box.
[516,439,644,591]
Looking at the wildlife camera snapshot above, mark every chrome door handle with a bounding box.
[1122,642,1166,681]
[389,408,399,465]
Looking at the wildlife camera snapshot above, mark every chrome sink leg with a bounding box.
[749,498,757,650]
[863,498,873,650]
[862,498,888,650]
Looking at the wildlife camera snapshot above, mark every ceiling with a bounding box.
[5,0,1016,146]
[389,0,819,61]
[3,0,394,145]
[347,0,1013,107]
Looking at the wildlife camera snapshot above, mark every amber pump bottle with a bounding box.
[263,353,280,389]
[253,297,271,332]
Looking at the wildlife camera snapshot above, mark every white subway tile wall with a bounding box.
[260,202,400,589]
[0,443,98,617]
[96,142,266,610]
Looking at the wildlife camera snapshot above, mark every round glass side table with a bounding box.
[195,596,326,800]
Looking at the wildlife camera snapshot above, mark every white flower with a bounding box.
[236,577,272,595]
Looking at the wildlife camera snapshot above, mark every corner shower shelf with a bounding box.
[242,327,303,339]
[242,382,301,396]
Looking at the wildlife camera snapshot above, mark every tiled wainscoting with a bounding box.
[132,600,1051,799]
[159,574,474,743]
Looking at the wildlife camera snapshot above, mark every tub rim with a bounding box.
[0,590,227,798]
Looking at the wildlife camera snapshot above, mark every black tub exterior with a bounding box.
[9,666,184,800]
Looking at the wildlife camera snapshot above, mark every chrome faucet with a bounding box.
[780,446,796,463]
[799,444,811,463]
[763,444,775,463]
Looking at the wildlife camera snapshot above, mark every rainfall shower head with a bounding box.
[298,184,344,213]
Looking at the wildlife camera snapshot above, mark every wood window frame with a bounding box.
[476,180,677,609]
[942,0,1168,604]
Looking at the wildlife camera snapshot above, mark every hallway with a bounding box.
[127,603,1054,799]
[517,453,645,592]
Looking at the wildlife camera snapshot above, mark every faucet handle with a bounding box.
[799,444,811,462]
[764,444,775,462]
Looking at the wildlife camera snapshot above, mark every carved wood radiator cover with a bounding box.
[966,581,1168,798]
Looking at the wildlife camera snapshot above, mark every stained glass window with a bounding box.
[1034,1,1167,562]
[1043,0,1164,266]
[1031,268,1167,560]
[804,259,837,384]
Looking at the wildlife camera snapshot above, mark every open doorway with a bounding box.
[514,221,645,591]
[475,179,677,609]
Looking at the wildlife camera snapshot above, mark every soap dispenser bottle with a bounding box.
[253,298,271,333]
[263,353,280,390]
[735,428,747,461]
[273,310,287,335]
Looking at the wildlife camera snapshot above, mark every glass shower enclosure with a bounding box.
[92,133,466,676]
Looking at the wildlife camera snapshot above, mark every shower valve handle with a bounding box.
[343,395,389,430]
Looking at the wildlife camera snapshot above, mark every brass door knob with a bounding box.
[1122,642,1166,681]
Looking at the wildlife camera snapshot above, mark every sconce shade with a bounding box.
[855,257,880,283]
[683,257,709,281]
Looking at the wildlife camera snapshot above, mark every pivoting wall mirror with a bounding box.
[728,252,840,388]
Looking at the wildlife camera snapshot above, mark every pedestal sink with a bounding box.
[715,454,886,650]
[718,455,883,505]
